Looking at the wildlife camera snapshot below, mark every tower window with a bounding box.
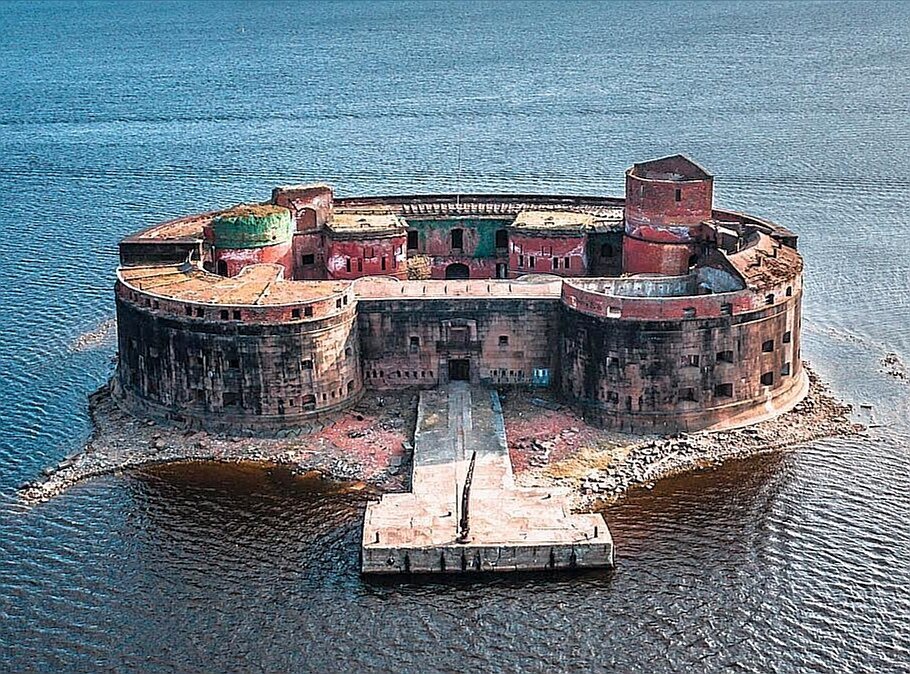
[716,349,734,363]
[304,306,313,317]
[552,258,559,270]
[761,371,774,386]
[714,383,733,398]
[495,229,508,250]
[765,294,775,305]
[409,336,420,350]
[292,308,301,319]
[498,335,509,346]
[762,339,774,353]
[564,257,570,268]
[529,256,536,268]
[721,303,733,316]
[781,362,791,376]
[233,310,241,320]
[783,330,792,344]
[786,286,793,297]
[675,188,682,202]
[407,230,418,250]
[345,258,352,273]
[301,253,315,265]
[451,228,464,251]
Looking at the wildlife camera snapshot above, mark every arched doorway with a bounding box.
[216,259,229,277]
[445,263,470,279]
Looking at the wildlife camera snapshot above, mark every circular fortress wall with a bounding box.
[210,204,295,278]
[558,277,805,434]
[112,268,363,431]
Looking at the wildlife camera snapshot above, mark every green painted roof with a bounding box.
[211,204,292,249]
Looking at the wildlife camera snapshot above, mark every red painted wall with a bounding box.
[271,185,334,233]
[508,232,588,277]
[213,241,294,278]
[292,232,325,279]
[326,235,408,280]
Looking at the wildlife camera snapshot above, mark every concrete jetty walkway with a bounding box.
[361,383,613,574]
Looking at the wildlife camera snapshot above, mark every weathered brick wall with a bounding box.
[357,297,560,389]
[508,231,589,277]
[325,235,408,280]
[558,293,803,433]
[113,295,363,431]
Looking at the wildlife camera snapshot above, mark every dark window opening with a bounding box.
[601,243,614,257]
[304,306,313,317]
[495,229,508,250]
[228,358,239,369]
[220,309,229,320]
[564,257,570,268]
[721,303,733,316]
[684,354,700,367]
[223,392,240,407]
[762,339,774,353]
[518,255,524,268]
[715,383,734,398]
[680,387,697,402]
[195,307,204,318]
[717,350,734,363]
[345,347,352,357]
[761,371,774,386]
[498,335,509,346]
[216,260,228,277]
[381,257,387,271]
[336,298,342,308]
[675,188,682,202]
[292,308,301,319]
[786,286,793,297]
[357,258,363,272]
[302,359,313,370]
[233,310,241,320]
[347,380,354,393]
[407,230,419,250]
[185,306,193,316]
[607,391,619,404]
[781,362,791,376]
[301,253,315,266]
[302,394,316,409]
[448,359,470,381]
[451,228,464,251]
[683,307,696,318]
[553,258,559,270]
[783,330,792,344]
[345,258,351,273]
[765,293,774,305]
[409,336,420,350]
[529,256,536,269]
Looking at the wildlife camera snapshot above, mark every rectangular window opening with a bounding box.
[301,253,315,266]
[715,383,734,398]
[498,335,509,347]
[407,230,418,250]
[761,371,774,386]
[716,349,734,364]
[762,339,774,353]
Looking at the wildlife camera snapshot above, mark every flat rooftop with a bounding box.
[511,209,596,233]
[326,212,407,237]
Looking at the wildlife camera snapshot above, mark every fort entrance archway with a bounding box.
[448,359,470,381]
[445,263,470,280]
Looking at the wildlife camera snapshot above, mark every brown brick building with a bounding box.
[113,156,806,434]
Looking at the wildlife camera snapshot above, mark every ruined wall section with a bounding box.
[112,284,363,431]
[357,296,560,389]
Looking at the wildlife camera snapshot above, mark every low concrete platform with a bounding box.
[361,383,613,574]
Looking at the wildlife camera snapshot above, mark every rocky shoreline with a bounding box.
[20,367,862,509]
[511,367,865,509]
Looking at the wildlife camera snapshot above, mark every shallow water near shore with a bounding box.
[2,1,910,672]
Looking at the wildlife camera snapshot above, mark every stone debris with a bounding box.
[880,352,907,380]
[511,366,864,509]
[21,367,860,515]
[19,386,416,505]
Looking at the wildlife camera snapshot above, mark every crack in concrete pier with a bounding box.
[361,383,614,574]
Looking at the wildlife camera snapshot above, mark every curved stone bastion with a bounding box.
[113,155,806,434]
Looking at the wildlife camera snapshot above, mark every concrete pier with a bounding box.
[361,383,613,574]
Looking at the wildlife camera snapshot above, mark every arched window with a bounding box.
[445,263,470,279]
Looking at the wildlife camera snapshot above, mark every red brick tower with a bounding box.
[622,155,713,275]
